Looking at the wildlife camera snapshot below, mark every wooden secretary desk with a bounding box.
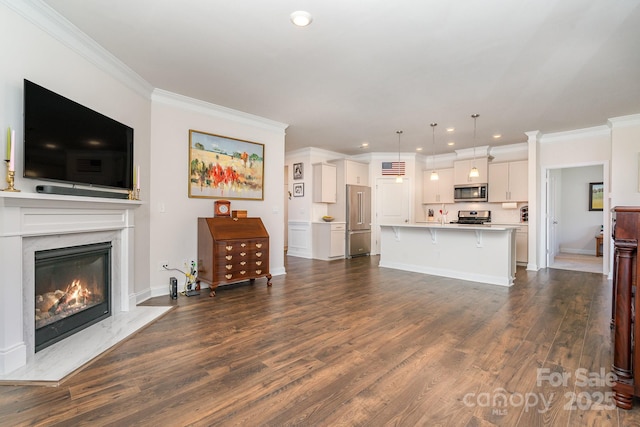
[197,217,272,297]
[611,206,640,409]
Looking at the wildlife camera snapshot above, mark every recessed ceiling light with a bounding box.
[447,141,455,146]
[446,128,455,132]
[359,142,369,149]
[290,11,313,27]
[493,134,502,139]
[416,147,423,151]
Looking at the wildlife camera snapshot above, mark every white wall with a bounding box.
[558,165,603,254]
[0,2,153,298]
[610,115,640,207]
[149,91,287,294]
[1,3,289,303]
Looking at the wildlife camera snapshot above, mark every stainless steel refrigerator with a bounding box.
[346,184,371,257]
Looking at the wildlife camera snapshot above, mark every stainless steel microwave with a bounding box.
[454,184,488,202]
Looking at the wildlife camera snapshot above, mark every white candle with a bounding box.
[9,130,15,171]
[136,165,140,190]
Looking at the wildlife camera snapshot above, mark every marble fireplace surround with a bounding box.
[0,192,170,383]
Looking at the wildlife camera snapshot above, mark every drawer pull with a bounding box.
[240,270,246,275]
[256,243,262,248]
[225,255,232,260]
[241,243,246,247]
[256,252,262,257]
[226,245,233,251]
[240,252,246,257]
[255,261,262,266]
[226,264,233,270]
[256,269,262,275]
[225,274,233,279]
[240,261,246,266]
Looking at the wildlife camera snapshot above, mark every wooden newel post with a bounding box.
[612,241,637,409]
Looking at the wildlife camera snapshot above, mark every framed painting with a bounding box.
[589,182,603,211]
[293,162,303,180]
[188,130,264,200]
[293,182,304,197]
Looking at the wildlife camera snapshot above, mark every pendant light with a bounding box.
[469,113,480,178]
[430,123,439,181]
[395,130,403,183]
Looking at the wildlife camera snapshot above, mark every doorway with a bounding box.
[546,165,605,274]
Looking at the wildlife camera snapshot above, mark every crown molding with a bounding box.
[608,113,640,129]
[3,0,153,98]
[489,142,528,156]
[152,89,288,133]
[454,145,491,159]
[539,125,610,144]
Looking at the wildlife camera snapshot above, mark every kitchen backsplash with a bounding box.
[422,202,527,223]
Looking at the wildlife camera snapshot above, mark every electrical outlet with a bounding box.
[159,261,169,271]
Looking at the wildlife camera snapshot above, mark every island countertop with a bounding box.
[379,223,517,286]
[383,222,519,231]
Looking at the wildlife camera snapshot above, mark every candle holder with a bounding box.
[128,188,140,200]
[2,160,20,192]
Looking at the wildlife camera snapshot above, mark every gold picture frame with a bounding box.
[188,130,264,200]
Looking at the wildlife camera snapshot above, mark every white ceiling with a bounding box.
[43,0,640,155]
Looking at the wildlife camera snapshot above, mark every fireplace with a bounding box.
[35,242,112,352]
[0,192,144,376]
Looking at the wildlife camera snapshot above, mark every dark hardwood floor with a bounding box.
[1,255,638,426]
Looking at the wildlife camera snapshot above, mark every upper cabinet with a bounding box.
[327,159,369,220]
[423,168,454,204]
[331,159,369,186]
[312,163,337,203]
[488,160,528,202]
[453,157,488,185]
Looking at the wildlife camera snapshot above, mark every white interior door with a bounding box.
[284,165,289,251]
[373,178,411,254]
[547,169,560,266]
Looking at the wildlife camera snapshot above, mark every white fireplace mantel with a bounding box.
[0,192,142,375]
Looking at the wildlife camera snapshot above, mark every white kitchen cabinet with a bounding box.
[453,157,488,184]
[312,163,337,203]
[422,168,454,204]
[327,159,369,220]
[331,159,369,185]
[488,160,528,202]
[312,222,346,260]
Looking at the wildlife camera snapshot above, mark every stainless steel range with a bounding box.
[451,210,491,224]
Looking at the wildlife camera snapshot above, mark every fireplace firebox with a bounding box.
[34,242,111,352]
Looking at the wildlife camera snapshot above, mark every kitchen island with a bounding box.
[379,223,518,286]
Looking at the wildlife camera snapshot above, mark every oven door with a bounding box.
[454,184,488,202]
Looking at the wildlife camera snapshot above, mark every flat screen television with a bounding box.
[23,79,134,193]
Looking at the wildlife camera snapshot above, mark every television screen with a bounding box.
[23,80,134,191]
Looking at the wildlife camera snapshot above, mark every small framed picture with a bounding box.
[589,182,603,211]
[293,182,304,197]
[293,162,303,180]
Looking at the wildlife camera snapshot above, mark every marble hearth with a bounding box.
[0,192,168,382]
